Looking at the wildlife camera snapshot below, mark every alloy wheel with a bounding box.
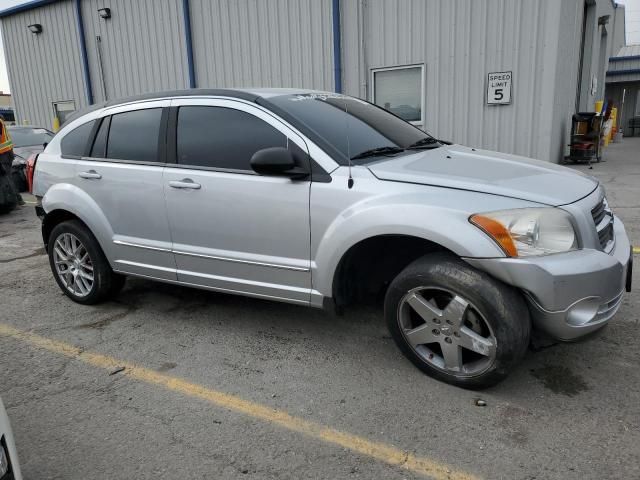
[397,287,497,376]
[52,232,94,297]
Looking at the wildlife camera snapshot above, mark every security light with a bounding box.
[27,23,42,34]
[98,7,111,19]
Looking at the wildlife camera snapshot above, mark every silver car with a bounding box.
[0,397,22,480]
[32,89,633,388]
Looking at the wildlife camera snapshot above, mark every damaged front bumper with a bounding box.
[465,217,632,341]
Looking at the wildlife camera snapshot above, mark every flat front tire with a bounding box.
[385,253,530,389]
[48,220,125,305]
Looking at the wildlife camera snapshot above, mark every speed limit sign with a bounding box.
[487,71,512,105]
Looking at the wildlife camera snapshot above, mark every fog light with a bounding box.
[0,443,9,477]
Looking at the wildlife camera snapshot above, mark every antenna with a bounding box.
[345,98,354,189]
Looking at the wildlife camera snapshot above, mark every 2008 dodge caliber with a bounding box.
[32,89,633,388]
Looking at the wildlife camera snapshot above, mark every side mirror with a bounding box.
[250,147,309,179]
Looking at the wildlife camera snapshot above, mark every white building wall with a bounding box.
[80,0,190,103]
[190,0,335,91]
[342,0,571,162]
[0,0,87,127]
[0,0,625,163]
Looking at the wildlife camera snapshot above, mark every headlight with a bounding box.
[470,208,578,257]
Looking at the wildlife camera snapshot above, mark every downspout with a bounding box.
[182,0,196,88]
[332,0,342,93]
[75,0,94,104]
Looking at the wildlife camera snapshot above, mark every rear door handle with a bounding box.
[78,170,102,180]
[169,179,201,190]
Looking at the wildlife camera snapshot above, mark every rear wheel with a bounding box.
[48,220,124,304]
[385,253,530,389]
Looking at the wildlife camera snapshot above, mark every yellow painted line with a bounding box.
[0,323,479,480]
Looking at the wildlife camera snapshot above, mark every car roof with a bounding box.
[64,87,331,126]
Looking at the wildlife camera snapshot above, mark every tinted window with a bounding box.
[266,94,433,164]
[177,106,286,170]
[61,121,95,157]
[90,116,110,158]
[107,108,162,162]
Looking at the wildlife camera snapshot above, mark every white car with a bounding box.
[0,398,22,480]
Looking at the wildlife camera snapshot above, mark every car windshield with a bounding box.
[265,93,440,165]
[8,127,54,147]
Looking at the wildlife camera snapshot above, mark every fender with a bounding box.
[41,182,115,262]
[310,180,539,298]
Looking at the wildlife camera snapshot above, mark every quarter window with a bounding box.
[176,106,287,170]
[107,108,163,162]
[61,120,95,157]
[372,65,424,124]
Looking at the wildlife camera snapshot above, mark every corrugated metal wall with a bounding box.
[80,0,190,102]
[0,0,620,163]
[342,0,569,162]
[550,0,584,164]
[1,0,87,126]
[189,0,334,90]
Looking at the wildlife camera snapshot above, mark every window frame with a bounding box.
[370,63,425,126]
[167,98,312,176]
[60,119,97,159]
[80,99,170,166]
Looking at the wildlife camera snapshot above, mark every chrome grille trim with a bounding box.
[591,197,615,252]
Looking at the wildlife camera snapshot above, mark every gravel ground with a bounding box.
[0,138,638,480]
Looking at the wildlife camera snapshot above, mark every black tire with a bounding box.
[12,168,28,192]
[48,220,124,305]
[384,253,530,389]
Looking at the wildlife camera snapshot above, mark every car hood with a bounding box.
[13,145,45,160]
[367,144,598,206]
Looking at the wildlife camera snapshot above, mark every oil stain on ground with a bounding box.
[530,365,589,396]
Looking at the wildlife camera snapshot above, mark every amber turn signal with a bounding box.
[469,214,518,257]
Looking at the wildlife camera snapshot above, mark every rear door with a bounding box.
[74,100,176,280]
[163,98,312,303]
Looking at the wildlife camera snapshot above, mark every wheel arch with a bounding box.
[329,234,458,310]
[40,184,114,262]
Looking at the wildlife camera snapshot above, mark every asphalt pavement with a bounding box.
[0,138,638,480]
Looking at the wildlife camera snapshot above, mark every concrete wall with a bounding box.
[1,0,87,127]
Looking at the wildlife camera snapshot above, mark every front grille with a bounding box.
[591,198,614,251]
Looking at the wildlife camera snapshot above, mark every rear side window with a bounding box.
[61,120,95,157]
[107,108,162,162]
[176,106,286,170]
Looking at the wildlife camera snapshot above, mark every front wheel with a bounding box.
[48,220,125,305]
[385,253,530,389]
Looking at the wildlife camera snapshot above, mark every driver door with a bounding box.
[163,98,312,304]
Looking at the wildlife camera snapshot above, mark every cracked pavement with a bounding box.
[0,138,639,479]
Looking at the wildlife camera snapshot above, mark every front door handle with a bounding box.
[169,179,201,190]
[78,170,102,180]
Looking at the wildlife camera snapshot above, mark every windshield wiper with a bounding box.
[406,137,441,150]
[350,146,404,160]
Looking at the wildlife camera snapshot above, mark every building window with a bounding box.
[371,65,424,125]
[52,100,76,125]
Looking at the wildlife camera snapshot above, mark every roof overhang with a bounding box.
[0,0,59,19]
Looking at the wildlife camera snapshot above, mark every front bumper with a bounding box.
[465,216,632,340]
